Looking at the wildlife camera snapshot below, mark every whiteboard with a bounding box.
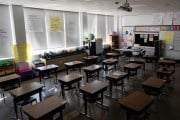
[174,31,180,51]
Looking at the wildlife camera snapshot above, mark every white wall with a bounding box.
[122,15,154,26]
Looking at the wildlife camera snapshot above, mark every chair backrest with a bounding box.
[125,51,133,57]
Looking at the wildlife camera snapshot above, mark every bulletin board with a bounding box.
[135,33,159,47]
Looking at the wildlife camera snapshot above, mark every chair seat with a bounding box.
[3,84,19,91]
[87,95,101,103]
[17,97,37,106]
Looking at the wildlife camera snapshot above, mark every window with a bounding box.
[45,10,65,49]
[24,8,47,51]
[0,5,14,58]
[65,12,80,48]
[97,15,106,42]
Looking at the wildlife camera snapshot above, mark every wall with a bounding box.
[120,14,180,60]
[122,15,154,26]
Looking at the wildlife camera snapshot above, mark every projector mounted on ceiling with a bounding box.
[117,0,132,12]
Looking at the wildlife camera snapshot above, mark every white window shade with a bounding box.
[97,15,106,43]
[106,16,114,36]
[0,5,14,59]
[106,16,114,44]
[87,14,96,36]
[65,12,80,48]
[24,8,47,51]
[45,10,65,49]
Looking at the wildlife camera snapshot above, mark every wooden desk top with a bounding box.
[83,56,98,60]
[159,60,176,64]
[80,80,108,95]
[36,64,59,71]
[102,58,118,63]
[156,67,175,74]
[82,64,102,72]
[142,77,166,89]
[124,63,141,69]
[64,61,83,66]
[129,57,145,63]
[9,82,43,97]
[118,91,153,113]
[58,73,82,83]
[116,48,141,52]
[106,52,119,56]
[0,74,21,83]
[107,71,128,80]
[22,96,66,120]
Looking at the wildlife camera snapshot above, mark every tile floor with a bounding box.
[0,60,180,120]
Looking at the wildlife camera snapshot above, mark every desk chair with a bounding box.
[1,84,19,103]
[80,94,103,118]
[18,96,37,120]
[32,61,54,85]
[124,51,133,61]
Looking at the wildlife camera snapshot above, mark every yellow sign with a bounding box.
[14,44,30,62]
[161,31,174,45]
[50,16,61,32]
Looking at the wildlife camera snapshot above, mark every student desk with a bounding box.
[118,91,153,120]
[64,61,84,74]
[0,73,21,87]
[156,67,175,85]
[143,55,157,66]
[124,63,141,77]
[106,71,128,98]
[142,77,166,98]
[102,58,118,72]
[82,65,102,82]
[9,82,44,119]
[36,64,59,83]
[0,74,21,103]
[79,80,109,117]
[22,96,66,120]
[58,73,82,98]
[106,52,120,59]
[83,56,98,66]
[129,57,145,70]
[159,60,176,68]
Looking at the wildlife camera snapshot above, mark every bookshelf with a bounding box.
[109,35,119,50]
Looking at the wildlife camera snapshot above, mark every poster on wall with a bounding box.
[14,44,30,62]
[162,12,173,25]
[27,15,43,32]
[123,27,134,47]
[173,12,180,25]
[159,31,174,46]
[50,16,62,32]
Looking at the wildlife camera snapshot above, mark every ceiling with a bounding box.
[0,0,180,15]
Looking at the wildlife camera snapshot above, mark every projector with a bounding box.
[117,2,133,12]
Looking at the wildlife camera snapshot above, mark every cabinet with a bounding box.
[109,35,119,50]
[0,59,15,76]
[41,52,87,71]
[154,40,162,60]
[90,39,103,55]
